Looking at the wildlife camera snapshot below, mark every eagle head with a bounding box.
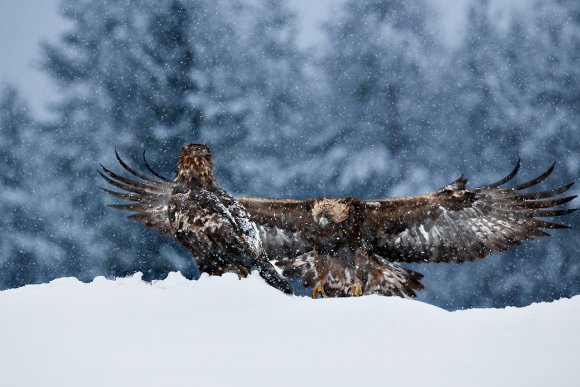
[177,143,216,188]
[312,199,352,228]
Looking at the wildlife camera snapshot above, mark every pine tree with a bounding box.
[0,86,61,288]
[318,0,435,198]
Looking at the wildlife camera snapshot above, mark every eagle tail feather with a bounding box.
[254,256,294,294]
[366,255,424,298]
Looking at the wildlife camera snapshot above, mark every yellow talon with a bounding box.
[348,283,363,297]
[312,286,327,299]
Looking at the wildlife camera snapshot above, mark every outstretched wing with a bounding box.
[238,198,314,258]
[364,161,577,263]
[99,150,176,236]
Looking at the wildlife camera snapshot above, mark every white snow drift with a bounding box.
[0,273,578,387]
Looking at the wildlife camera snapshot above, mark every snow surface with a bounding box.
[0,273,578,387]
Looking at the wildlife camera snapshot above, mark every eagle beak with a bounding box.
[319,216,329,228]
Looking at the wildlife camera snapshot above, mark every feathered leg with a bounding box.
[274,250,329,298]
[364,254,424,297]
[347,247,366,296]
[311,250,329,299]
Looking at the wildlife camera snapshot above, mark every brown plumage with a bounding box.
[239,197,424,297]
[99,144,293,294]
[239,160,576,298]
[100,145,577,299]
[176,144,216,188]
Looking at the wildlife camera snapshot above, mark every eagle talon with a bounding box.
[312,286,327,299]
[348,283,363,297]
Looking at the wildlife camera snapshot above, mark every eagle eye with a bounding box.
[318,215,329,227]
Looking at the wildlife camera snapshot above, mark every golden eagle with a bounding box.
[240,162,576,298]
[99,144,293,294]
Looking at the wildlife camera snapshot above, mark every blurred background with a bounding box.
[0,0,578,310]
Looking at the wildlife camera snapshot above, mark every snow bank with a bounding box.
[0,273,578,387]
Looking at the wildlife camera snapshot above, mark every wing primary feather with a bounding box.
[508,162,556,191]
[100,149,174,237]
[100,164,165,193]
[442,175,468,190]
[533,230,551,237]
[143,149,172,182]
[533,220,571,229]
[114,148,159,183]
[507,195,577,209]
[107,203,137,211]
[497,195,577,211]
[481,158,521,189]
[98,169,155,196]
[108,203,155,211]
[527,208,578,217]
[512,182,575,200]
[99,187,140,201]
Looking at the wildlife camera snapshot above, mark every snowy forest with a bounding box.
[0,0,578,310]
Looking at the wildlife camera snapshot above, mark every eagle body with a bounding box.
[294,198,367,297]
[100,144,292,294]
[168,184,261,277]
[246,197,424,297]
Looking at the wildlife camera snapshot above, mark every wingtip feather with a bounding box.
[509,162,557,191]
[482,159,522,189]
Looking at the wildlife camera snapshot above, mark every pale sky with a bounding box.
[0,0,524,118]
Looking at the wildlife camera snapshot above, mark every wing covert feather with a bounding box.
[239,197,314,258]
[238,198,312,231]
